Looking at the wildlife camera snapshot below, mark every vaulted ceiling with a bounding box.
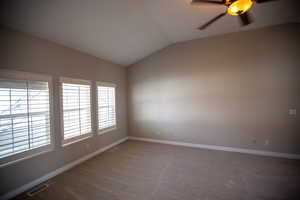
[1,0,299,66]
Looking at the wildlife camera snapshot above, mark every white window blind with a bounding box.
[62,80,92,143]
[0,79,51,160]
[97,84,116,132]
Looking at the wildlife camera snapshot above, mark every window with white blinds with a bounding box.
[61,78,92,144]
[0,71,52,165]
[97,83,116,133]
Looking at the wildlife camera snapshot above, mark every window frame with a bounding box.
[0,70,54,167]
[96,81,117,135]
[59,77,93,146]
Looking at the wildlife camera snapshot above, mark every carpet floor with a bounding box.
[14,140,300,200]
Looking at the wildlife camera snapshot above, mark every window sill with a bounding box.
[98,126,117,135]
[62,133,93,147]
[0,145,54,168]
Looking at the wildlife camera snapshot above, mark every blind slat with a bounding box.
[62,82,92,141]
[98,86,116,131]
[0,79,51,159]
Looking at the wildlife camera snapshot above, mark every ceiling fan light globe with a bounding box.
[227,0,253,16]
[230,5,239,13]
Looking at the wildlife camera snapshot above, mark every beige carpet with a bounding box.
[14,140,300,200]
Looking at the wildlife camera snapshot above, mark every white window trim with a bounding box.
[0,70,52,83]
[96,81,117,135]
[0,70,55,168]
[98,126,117,135]
[62,133,93,147]
[60,77,91,85]
[59,77,93,146]
[96,81,116,88]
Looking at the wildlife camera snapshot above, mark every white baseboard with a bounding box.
[1,137,128,200]
[128,136,300,160]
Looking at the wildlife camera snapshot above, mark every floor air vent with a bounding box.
[27,183,49,197]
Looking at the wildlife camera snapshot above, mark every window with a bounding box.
[60,78,92,145]
[0,70,53,166]
[97,82,116,134]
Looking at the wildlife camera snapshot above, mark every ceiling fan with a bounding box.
[191,0,277,30]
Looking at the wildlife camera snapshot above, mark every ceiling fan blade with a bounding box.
[198,12,226,30]
[255,0,277,3]
[191,0,224,5]
[239,12,252,26]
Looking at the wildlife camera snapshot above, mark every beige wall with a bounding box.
[128,23,300,155]
[0,26,127,195]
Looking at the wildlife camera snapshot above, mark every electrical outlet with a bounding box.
[289,109,297,116]
[265,140,269,146]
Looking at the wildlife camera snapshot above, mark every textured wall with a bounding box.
[128,23,300,155]
[0,26,127,195]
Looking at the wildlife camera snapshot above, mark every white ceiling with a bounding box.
[1,0,299,66]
